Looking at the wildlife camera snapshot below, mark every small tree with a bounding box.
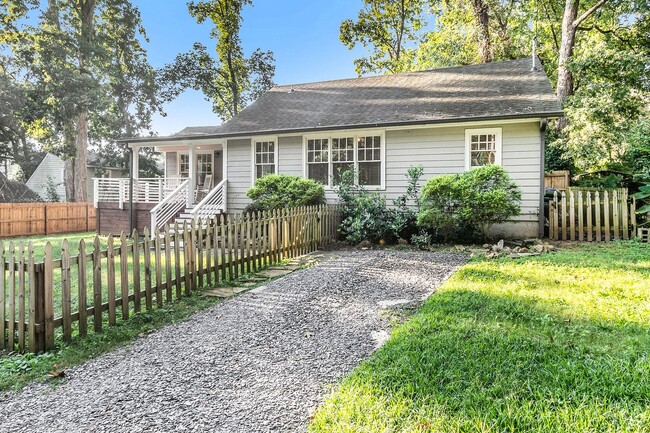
[245,174,325,213]
[45,175,61,202]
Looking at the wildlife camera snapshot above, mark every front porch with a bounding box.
[93,140,228,234]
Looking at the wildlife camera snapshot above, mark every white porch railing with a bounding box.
[150,179,191,230]
[189,179,227,222]
[93,177,184,208]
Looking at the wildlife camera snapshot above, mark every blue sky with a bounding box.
[137,0,368,136]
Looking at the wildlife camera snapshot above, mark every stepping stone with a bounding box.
[233,286,249,294]
[203,288,235,298]
[256,269,292,278]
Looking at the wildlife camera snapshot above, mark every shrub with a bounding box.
[391,165,424,240]
[336,169,394,244]
[418,165,521,241]
[245,174,325,213]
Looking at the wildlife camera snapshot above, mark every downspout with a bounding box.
[539,118,548,238]
[129,146,134,236]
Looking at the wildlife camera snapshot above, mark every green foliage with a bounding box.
[391,165,424,240]
[623,119,650,183]
[340,0,428,75]
[309,242,650,432]
[159,0,275,120]
[336,168,397,244]
[560,44,649,172]
[632,183,650,219]
[418,165,521,241]
[0,0,162,194]
[44,175,61,202]
[245,174,325,213]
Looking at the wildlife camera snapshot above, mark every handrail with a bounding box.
[189,178,227,222]
[150,179,191,230]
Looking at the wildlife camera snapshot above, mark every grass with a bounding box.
[0,232,119,259]
[309,241,650,432]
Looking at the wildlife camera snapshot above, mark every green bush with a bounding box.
[245,174,325,213]
[418,165,521,241]
[336,169,394,243]
[391,165,424,240]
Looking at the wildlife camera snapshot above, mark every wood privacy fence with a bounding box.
[0,205,341,353]
[548,188,637,241]
[544,170,571,191]
[0,203,96,238]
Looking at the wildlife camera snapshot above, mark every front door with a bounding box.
[179,152,214,185]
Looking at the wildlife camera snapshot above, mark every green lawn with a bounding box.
[310,242,650,432]
[0,232,118,259]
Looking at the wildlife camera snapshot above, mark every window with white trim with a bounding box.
[358,135,381,186]
[465,128,502,169]
[332,137,354,185]
[179,154,190,178]
[307,138,329,184]
[306,133,383,188]
[254,139,276,179]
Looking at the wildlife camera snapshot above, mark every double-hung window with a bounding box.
[254,139,276,179]
[465,128,502,170]
[307,138,329,184]
[179,154,190,178]
[306,132,383,188]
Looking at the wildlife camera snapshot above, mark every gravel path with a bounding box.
[0,250,466,433]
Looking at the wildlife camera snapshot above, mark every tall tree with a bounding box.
[159,0,275,121]
[556,0,608,106]
[340,0,429,75]
[470,0,493,63]
[3,0,162,201]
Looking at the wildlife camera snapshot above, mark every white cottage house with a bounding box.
[95,58,562,238]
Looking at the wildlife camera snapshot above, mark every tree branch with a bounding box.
[573,0,607,27]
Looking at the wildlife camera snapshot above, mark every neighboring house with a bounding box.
[0,172,41,203]
[96,57,563,238]
[27,152,128,202]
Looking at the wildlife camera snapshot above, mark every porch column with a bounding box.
[131,145,140,179]
[188,143,196,207]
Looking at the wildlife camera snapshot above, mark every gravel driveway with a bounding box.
[0,250,466,433]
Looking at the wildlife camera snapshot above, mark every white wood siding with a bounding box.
[25,153,66,201]
[226,138,252,212]
[278,136,303,176]
[165,152,178,177]
[223,122,542,236]
[385,122,541,224]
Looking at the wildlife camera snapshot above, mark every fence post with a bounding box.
[43,243,54,350]
[43,204,48,236]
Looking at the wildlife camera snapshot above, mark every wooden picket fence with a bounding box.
[0,203,96,238]
[0,205,340,353]
[548,188,637,241]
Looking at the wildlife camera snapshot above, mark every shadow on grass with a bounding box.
[310,249,650,432]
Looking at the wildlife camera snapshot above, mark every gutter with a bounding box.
[539,118,548,239]
[118,111,565,145]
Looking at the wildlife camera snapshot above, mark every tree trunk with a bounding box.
[64,159,75,202]
[471,0,493,63]
[74,111,89,202]
[71,0,96,202]
[557,0,608,130]
[557,0,579,107]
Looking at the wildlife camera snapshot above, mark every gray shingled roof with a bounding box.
[128,58,562,143]
[173,126,223,137]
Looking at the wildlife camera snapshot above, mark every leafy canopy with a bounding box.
[159,0,275,121]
